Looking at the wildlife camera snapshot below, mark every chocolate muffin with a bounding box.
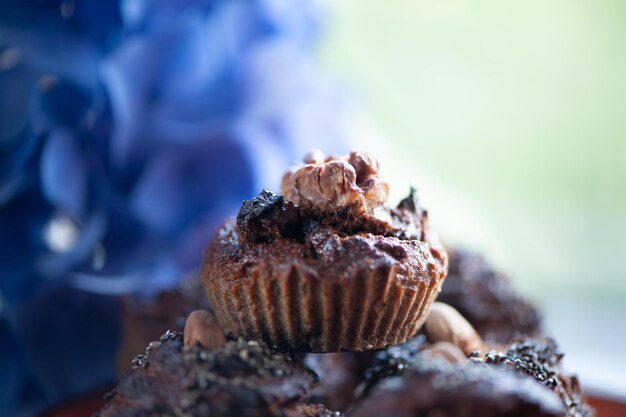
[300,302,593,417]
[349,359,565,417]
[96,330,338,417]
[202,151,448,352]
[348,335,595,417]
[438,248,542,343]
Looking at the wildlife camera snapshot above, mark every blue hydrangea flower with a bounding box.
[0,1,350,415]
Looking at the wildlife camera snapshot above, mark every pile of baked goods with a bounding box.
[96,151,594,417]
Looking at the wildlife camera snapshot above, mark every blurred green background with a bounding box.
[321,0,626,304]
[321,0,626,393]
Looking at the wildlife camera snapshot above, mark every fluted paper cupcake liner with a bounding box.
[206,262,444,352]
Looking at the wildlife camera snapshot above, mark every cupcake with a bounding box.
[202,151,448,352]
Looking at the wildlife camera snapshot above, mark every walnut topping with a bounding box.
[281,150,390,213]
[349,151,379,181]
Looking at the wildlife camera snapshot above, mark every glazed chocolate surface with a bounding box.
[438,248,542,343]
[96,331,330,417]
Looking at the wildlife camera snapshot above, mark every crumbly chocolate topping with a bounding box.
[349,360,564,417]
[236,187,429,244]
[362,335,427,393]
[327,336,594,417]
[281,151,389,213]
[235,189,303,243]
[97,331,326,417]
[477,339,594,417]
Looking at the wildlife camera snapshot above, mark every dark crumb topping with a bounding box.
[98,331,325,417]
[101,334,593,417]
[343,336,594,417]
[478,338,595,417]
[236,189,303,243]
[361,335,427,393]
[350,356,565,417]
[481,338,562,385]
[181,338,313,396]
[235,188,428,244]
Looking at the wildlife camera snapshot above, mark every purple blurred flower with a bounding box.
[0,0,350,415]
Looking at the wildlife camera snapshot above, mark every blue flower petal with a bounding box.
[35,77,95,132]
[130,137,254,234]
[0,48,37,145]
[0,0,124,51]
[0,185,52,303]
[40,131,86,219]
[1,1,355,414]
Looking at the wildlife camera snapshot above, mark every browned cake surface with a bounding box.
[215,188,445,288]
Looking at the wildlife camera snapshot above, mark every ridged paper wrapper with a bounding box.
[205,260,446,352]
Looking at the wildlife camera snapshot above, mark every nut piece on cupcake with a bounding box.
[281,150,390,213]
[202,150,448,352]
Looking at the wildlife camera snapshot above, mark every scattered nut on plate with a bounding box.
[424,302,485,356]
[184,310,226,349]
[426,341,468,364]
